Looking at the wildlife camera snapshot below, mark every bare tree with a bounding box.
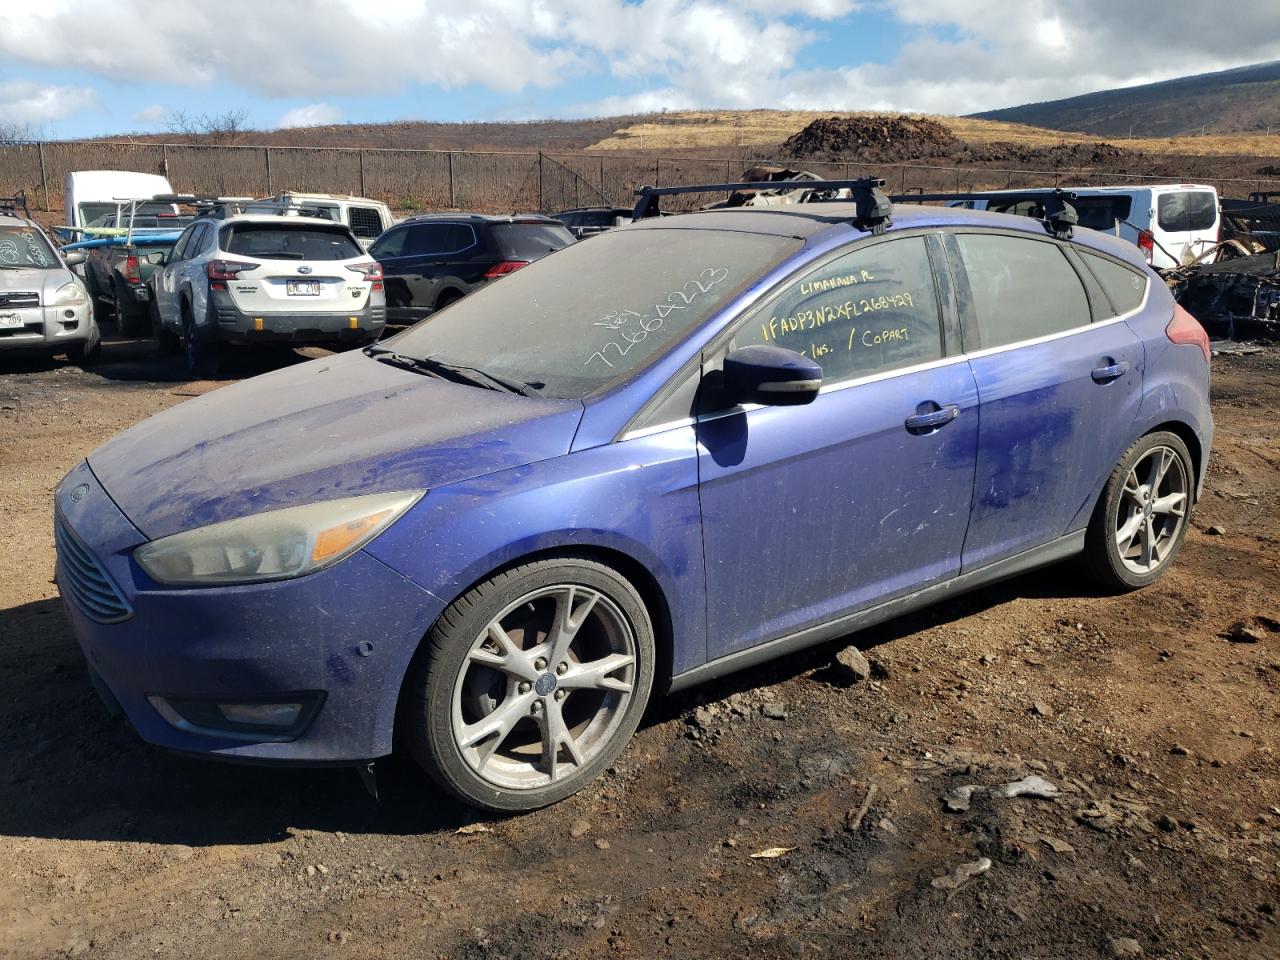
[0,121,33,146]
[165,109,250,144]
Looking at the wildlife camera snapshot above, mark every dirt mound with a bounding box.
[960,141,1135,169]
[781,115,960,162]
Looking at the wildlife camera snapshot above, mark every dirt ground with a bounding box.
[0,335,1277,960]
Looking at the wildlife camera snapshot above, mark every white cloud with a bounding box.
[277,102,343,129]
[0,79,98,125]
[132,103,169,126]
[0,0,1277,123]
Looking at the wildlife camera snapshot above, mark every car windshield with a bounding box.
[491,222,576,259]
[0,225,58,269]
[222,223,362,261]
[380,226,801,398]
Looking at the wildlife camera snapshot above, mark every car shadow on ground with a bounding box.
[0,563,1103,849]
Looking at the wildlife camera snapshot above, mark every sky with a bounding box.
[1,0,1279,140]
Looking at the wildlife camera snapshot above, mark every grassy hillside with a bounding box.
[971,60,1280,138]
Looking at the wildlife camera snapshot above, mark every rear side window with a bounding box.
[732,236,943,382]
[955,234,1091,349]
[348,206,383,239]
[1157,191,1217,232]
[405,223,474,256]
[493,223,575,259]
[222,224,361,261]
[1081,252,1148,316]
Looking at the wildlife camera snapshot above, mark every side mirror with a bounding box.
[144,250,168,265]
[722,345,822,407]
[62,250,87,266]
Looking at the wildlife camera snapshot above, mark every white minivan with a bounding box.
[951,184,1220,269]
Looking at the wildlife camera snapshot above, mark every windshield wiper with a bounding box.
[365,348,541,396]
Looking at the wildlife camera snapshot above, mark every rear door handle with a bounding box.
[1091,361,1129,382]
[905,404,960,432]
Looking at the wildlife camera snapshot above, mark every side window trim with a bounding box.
[1061,246,1113,322]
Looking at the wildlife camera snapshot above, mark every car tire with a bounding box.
[400,556,656,813]
[182,301,220,379]
[113,280,146,337]
[65,319,102,367]
[435,290,462,311]
[1080,431,1195,591]
[152,299,180,355]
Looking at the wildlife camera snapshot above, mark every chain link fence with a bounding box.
[3,139,1279,218]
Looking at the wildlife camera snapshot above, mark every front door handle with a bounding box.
[1091,360,1130,382]
[905,404,960,432]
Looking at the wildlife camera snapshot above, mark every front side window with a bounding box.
[383,227,800,399]
[369,228,406,259]
[1157,191,1217,232]
[405,223,464,256]
[0,225,57,269]
[222,224,361,261]
[955,234,1091,349]
[731,236,944,382]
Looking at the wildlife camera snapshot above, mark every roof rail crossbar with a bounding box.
[0,190,31,219]
[889,188,1080,240]
[632,177,894,233]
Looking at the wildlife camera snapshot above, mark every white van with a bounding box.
[63,170,178,233]
[247,192,396,250]
[950,184,1220,269]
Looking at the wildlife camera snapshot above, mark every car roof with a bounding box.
[976,183,1217,197]
[625,201,1150,268]
[206,213,354,228]
[273,192,386,204]
[402,212,560,225]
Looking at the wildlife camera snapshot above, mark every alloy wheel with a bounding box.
[1114,445,1188,575]
[450,584,637,791]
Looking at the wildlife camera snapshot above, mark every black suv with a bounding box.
[552,206,633,239]
[369,214,575,325]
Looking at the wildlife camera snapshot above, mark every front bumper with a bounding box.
[207,290,386,345]
[0,302,94,352]
[55,461,445,763]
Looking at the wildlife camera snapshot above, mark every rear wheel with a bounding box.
[435,290,463,312]
[182,301,220,379]
[1081,431,1194,591]
[113,280,147,337]
[401,557,655,812]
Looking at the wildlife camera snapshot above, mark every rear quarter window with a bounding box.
[222,224,361,261]
[1157,191,1217,232]
[955,234,1091,349]
[1081,252,1148,316]
[493,223,575,259]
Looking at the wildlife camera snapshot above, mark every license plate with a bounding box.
[286,281,321,297]
[0,313,22,329]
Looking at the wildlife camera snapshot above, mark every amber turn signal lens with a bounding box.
[311,509,393,563]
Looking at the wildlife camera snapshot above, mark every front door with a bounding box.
[697,235,980,659]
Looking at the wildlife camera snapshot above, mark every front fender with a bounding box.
[364,427,706,676]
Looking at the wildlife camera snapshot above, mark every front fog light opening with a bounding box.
[148,692,324,742]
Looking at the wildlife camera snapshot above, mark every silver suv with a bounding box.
[151,213,387,377]
[0,197,99,364]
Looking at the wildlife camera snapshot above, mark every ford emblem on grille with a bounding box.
[298,265,313,275]
[70,483,89,502]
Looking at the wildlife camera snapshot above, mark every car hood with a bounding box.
[88,350,586,540]
[0,266,75,299]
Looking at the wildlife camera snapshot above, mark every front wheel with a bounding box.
[1081,431,1194,591]
[401,557,656,812]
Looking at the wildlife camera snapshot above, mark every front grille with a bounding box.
[54,512,132,623]
[0,291,39,308]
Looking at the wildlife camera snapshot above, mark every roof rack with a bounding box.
[0,190,31,219]
[632,177,894,234]
[889,188,1080,240]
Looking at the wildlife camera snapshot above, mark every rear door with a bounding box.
[947,230,1145,571]
[697,234,980,658]
[218,222,365,315]
[1153,189,1219,267]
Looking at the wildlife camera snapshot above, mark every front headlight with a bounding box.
[134,491,422,586]
[53,280,88,306]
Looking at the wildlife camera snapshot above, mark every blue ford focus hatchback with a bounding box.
[56,196,1212,811]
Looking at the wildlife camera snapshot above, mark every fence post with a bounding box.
[359,150,366,196]
[537,152,543,212]
[161,142,169,180]
[448,152,456,208]
[265,147,273,194]
[37,141,49,211]
[598,155,605,201]
[654,158,660,186]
